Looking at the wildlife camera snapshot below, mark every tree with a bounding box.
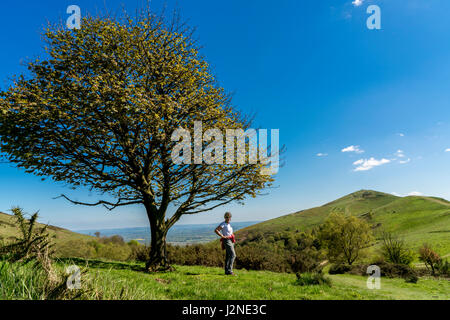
[418,243,441,276]
[319,213,374,265]
[0,9,275,271]
[380,231,414,265]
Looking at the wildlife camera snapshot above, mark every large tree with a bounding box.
[0,10,276,271]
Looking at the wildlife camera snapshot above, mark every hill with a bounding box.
[0,211,95,255]
[235,190,450,255]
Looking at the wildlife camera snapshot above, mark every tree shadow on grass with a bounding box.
[56,257,146,272]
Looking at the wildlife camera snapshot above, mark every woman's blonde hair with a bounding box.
[224,212,232,219]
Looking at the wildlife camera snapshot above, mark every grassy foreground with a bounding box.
[2,258,448,300]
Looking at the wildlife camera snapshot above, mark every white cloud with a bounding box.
[392,191,423,197]
[396,150,405,158]
[317,153,328,157]
[398,133,405,137]
[353,157,391,171]
[352,0,363,6]
[446,148,450,152]
[399,158,411,164]
[342,145,364,154]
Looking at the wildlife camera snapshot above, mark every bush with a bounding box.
[328,263,351,275]
[405,273,419,284]
[0,207,54,264]
[319,213,374,265]
[435,259,450,277]
[418,244,441,276]
[350,261,417,280]
[168,244,223,268]
[288,232,325,274]
[295,272,332,287]
[235,244,289,272]
[380,232,414,265]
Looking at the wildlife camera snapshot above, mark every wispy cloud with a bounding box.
[446,148,450,152]
[392,191,423,197]
[396,150,405,158]
[342,145,364,154]
[398,133,405,137]
[353,157,390,171]
[317,153,328,157]
[399,158,411,164]
[352,0,363,7]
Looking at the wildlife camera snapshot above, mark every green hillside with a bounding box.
[0,211,95,255]
[236,190,450,255]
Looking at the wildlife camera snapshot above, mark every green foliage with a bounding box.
[236,190,450,257]
[0,207,54,264]
[419,244,442,276]
[435,259,449,277]
[295,272,332,287]
[288,231,325,274]
[328,263,352,275]
[0,208,104,299]
[235,243,289,273]
[319,212,374,265]
[351,261,418,281]
[380,232,415,265]
[0,8,275,270]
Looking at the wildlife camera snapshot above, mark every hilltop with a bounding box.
[235,190,450,255]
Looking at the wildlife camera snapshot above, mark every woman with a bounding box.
[214,212,236,276]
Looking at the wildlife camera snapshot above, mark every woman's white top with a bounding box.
[218,221,233,237]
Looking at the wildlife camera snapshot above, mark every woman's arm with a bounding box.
[215,226,226,239]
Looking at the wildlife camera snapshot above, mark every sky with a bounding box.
[0,0,449,230]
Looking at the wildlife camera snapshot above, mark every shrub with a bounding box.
[405,273,419,284]
[350,262,417,280]
[288,232,325,274]
[235,244,288,272]
[0,207,54,264]
[319,213,374,265]
[418,244,441,276]
[0,207,102,299]
[435,259,450,277]
[328,263,351,275]
[295,272,332,287]
[380,232,414,265]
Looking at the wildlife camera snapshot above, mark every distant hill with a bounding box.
[77,221,260,245]
[235,190,450,255]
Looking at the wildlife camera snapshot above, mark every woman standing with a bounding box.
[214,212,237,276]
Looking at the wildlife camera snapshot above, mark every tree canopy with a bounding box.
[0,10,276,271]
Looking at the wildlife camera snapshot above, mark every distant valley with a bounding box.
[76,221,261,245]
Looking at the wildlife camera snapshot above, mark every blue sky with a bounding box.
[0,0,449,230]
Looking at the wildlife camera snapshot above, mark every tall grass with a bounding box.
[0,261,48,299]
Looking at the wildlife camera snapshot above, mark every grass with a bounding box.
[4,257,447,300]
[63,260,450,300]
[1,257,448,300]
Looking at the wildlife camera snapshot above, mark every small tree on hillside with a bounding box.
[0,9,276,271]
[319,213,374,265]
[418,243,441,276]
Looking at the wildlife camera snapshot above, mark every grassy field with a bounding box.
[2,258,448,300]
[236,190,450,256]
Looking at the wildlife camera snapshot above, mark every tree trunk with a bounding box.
[144,202,173,272]
[146,225,172,272]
